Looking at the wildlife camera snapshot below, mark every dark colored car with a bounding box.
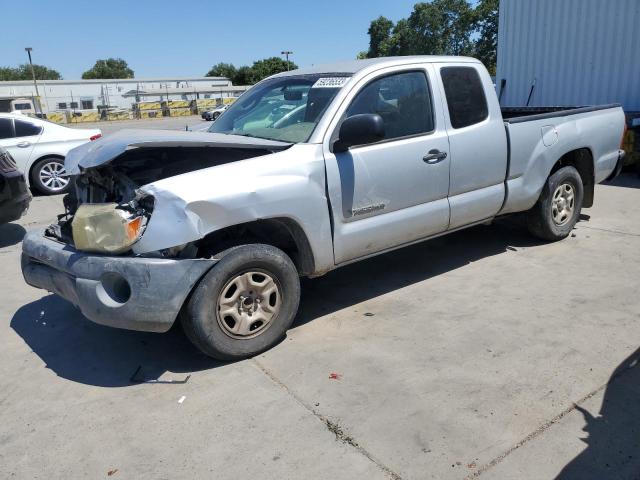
[0,146,31,224]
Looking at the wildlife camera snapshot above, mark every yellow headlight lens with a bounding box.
[72,203,145,254]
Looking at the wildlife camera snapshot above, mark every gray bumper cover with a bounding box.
[21,230,216,332]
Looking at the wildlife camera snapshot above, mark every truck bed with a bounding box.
[501,104,621,122]
[499,103,625,215]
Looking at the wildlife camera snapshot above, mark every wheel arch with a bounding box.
[194,217,316,276]
[549,147,595,207]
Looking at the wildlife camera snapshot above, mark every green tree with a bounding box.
[82,58,134,79]
[361,0,499,70]
[404,0,475,56]
[473,0,499,74]
[248,57,298,83]
[367,16,394,57]
[232,66,253,85]
[0,64,61,81]
[206,62,237,80]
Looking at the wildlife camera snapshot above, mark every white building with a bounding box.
[497,0,640,112]
[0,76,248,113]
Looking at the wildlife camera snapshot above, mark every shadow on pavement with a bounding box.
[10,295,221,387]
[603,172,640,189]
[11,219,543,387]
[294,220,542,327]
[0,223,26,248]
[556,348,640,479]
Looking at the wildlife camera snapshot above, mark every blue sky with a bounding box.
[1,0,419,79]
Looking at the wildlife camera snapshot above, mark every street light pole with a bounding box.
[281,51,293,71]
[25,47,42,115]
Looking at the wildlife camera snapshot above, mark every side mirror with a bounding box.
[333,114,385,153]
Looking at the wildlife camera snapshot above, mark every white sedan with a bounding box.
[0,113,101,195]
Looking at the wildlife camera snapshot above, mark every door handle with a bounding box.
[16,141,31,148]
[423,149,447,164]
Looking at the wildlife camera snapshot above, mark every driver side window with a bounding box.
[345,71,434,142]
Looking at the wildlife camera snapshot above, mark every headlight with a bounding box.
[72,203,147,254]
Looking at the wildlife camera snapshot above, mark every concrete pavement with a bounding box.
[1,168,639,479]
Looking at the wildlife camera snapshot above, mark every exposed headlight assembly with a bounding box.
[72,199,151,254]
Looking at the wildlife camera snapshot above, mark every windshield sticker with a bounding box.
[312,77,349,89]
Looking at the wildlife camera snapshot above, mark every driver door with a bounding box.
[324,66,451,264]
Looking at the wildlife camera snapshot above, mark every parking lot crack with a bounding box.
[465,358,639,479]
[252,358,403,480]
[579,225,640,237]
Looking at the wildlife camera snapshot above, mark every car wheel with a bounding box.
[212,112,221,120]
[31,157,71,195]
[181,244,300,360]
[526,165,583,241]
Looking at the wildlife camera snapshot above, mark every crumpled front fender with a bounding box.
[131,144,335,274]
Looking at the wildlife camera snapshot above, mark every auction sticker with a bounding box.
[312,77,350,88]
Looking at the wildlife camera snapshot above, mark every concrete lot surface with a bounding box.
[1,132,639,478]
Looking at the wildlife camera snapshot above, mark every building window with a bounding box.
[57,102,67,109]
[81,100,94,110]
[204,94,210,99]
[70,102,78,109]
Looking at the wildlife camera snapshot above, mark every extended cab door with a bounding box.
[324,65,450,264]
[434,63,508,228]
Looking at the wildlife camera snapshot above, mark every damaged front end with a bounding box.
[45,129,290,256]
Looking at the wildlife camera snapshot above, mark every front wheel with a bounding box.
[526,165,584,241]
[181,244,300,360]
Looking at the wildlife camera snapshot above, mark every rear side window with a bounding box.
[0,118,13,139]
[15,120,42,137]
[441,67,488,129]
[345,71,434,142]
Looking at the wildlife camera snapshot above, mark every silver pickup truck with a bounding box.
[21,56,626,360]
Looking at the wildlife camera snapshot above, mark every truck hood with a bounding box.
[65,129,291,174]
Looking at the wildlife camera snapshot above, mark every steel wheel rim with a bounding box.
[551,183,575,226]
[216,270,281,339]
[39,161,69,192]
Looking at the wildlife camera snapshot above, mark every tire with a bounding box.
[31,157,71,195]
[212,112,221,120]
[181,244,300,360]
[526,166,584,241]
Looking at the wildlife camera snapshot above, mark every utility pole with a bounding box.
[25,47,42,115]
[281,51,293,71]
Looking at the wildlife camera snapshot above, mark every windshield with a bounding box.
[209,74,350,143]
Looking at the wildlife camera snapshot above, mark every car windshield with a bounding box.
[209,74,351,143]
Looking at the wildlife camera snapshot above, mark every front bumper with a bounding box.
[0,172,31,224]
[21,230,216,332]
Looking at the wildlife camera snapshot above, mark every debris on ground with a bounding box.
[130,366,191,384]
[178,395,186,404]
[364,312,375,317]
[329,372,342,380]
[107,469,118,476]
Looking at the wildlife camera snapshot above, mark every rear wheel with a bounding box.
[31,157,70,195]
[526,166,583,241]
[181,244,300,360]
